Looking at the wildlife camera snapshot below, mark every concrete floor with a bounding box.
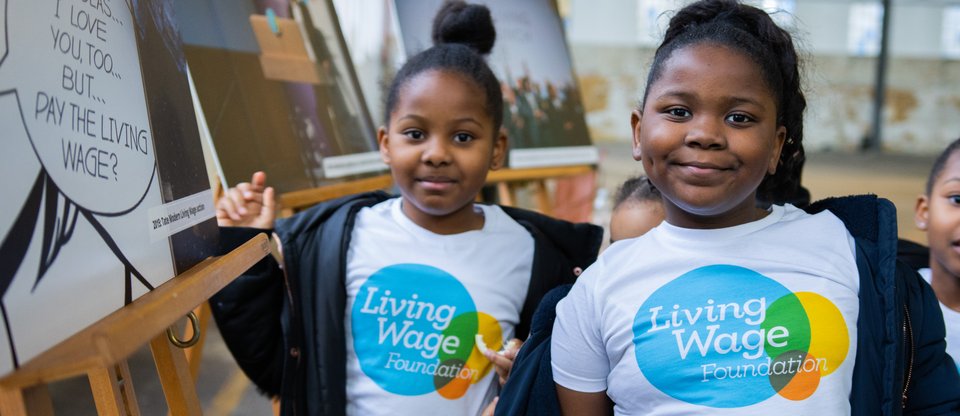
[43,141,936,415]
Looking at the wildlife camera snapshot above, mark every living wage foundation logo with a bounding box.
[633,264,850,408]
[352,264,503,398]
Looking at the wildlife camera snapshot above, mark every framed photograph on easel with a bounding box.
[394,0,598,169]
[331,0,404,129]
[175,0,386,196]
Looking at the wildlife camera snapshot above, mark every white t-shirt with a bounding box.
[918,268,960,373]
[343,198,534,416]
[552,204,860,415]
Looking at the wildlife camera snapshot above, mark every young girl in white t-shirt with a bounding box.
[914,137,960,375]
[211,2,601,415]
[550,1,960,414]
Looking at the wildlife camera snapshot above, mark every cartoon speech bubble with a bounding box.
[1,0,156,215]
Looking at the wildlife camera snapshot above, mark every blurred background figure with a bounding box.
[609,175,664,243]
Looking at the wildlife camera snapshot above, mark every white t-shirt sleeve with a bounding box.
[551,264,610,393]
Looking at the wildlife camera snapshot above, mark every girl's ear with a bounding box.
[915,194,930,231]
[631,109,643,161]
[768,126,787,175]
[377,126,391,164]
[490,129,508,170]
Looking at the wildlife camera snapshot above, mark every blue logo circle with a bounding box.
[352,264,476,395]
[633,265,795,408]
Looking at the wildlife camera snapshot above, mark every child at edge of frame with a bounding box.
[497,0,960,415]
[208,1,603,415]
[914,137,960,377]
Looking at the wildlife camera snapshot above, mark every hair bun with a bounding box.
[431,0,496,55]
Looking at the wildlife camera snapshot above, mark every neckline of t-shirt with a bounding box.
[655,204,787,244]
[389,198,496,242]
[918,268,960,317]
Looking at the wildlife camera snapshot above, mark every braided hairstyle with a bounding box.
[383,0,503,134]
[925,137,960,195]
[614,175,661,209]
[642,0,808,207]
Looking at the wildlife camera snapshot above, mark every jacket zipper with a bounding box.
[901,303,914,409]
[278,236,299,416]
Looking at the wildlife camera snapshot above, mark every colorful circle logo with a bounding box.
[633,264,849,408]
[352,264,503,399]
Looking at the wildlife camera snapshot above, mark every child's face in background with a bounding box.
[379,70,506,231]
[610,200,665,243]
[916,152,960,280]
[632,43,785,229]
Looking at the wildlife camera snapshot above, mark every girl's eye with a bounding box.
[453,133,474,143]
[404,130,425,140]
[665,108,691,118]
[726,113,754,124]
[949,195,960,205]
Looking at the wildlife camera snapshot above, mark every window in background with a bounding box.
[848,2,884,57]
[636,0,673,46]
[755,0,795,29]
[943,6,960,59]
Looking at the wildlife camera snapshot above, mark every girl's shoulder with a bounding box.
[803,195,894,244]
[778,203,853,239]
[496,204,603,236]
[276,191,392,238]
[474,203,530,235]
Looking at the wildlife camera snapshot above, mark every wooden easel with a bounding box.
[275,166,597,217]
[486,165,595,216]
[279,173,393,215]
[0,234,271,415]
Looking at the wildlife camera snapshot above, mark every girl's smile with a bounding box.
[672,158,737,184]
[416,175,457,192]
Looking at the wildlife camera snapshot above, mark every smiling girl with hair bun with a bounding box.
[209,2,602,415]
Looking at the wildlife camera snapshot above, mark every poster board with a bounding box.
[0,0,218,377]
[332,0,404,128]
[394,0,598,169]
[175,0,387,195]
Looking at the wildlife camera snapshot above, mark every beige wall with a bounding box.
[570,43,960,155]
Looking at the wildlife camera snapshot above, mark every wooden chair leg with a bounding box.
[534,180,553,216]
[0,384,53,416]
[551,171,597,223]
[497,182,516,206]
[165,303,209,416]
[89,361,140,416]
[150,334,202,416]
[184,303,211,382]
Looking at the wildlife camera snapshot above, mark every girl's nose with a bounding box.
[421,137,452,166]
[683,117,726,150]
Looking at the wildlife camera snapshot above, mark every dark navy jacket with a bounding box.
[497,195,960,415]
[209,191,603,416]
